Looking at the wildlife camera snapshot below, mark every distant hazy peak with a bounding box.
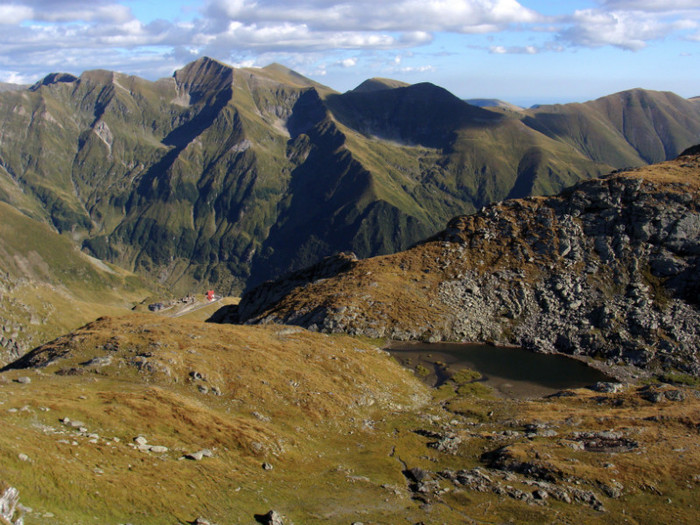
[351,78,411,93]
[0,82,28,92]
[465,98,523,112]
[584,88,693,110]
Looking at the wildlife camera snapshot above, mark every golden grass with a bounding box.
[0,315,698,523]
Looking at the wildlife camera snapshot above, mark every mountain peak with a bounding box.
[466,98,523,112]
[173,57,234,101]
[29,72,78,91]
[351,78,411,93]
[174,56,233,81]
[258,63,327,88]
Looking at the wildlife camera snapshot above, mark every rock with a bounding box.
[185,449,213,461]
[640,386,664,403]
[17,453,29,462]
[82,356,113,367]
[133,436,148,446]
[0,484,22,525]
[590,382,624,393]
[427,434,462,454]
[191,518,215,525]
[149,445,168,454]
[533,489,548,500]
[570,431,638,453]
[664,390,685,402]
[252,411,271,422]
[14,377,30,384]
[262,462,273,471]
[404,467,429,483]
[258,510,286,525]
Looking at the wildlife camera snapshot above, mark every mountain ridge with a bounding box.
[0,58,698,296]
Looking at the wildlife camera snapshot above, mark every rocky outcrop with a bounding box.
[0,484,24,525]
[213,252,358,324]
[234,152,700,376]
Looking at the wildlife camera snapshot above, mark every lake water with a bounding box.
[387,341,613,399]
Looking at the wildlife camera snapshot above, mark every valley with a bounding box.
[0,59,698,524]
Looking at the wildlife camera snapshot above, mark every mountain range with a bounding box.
[0,58,699,525]
[0,57,699,299]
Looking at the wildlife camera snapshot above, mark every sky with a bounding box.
[0,0,699,106]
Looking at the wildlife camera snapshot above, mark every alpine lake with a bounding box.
[387,342,614,399]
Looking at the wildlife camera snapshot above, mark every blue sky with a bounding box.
[1,0,699,106]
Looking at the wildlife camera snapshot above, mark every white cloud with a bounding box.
[489,44,538,54]
[0,0,699,87]
[0,5,34,24]
[0,70,35,84]
[559,8,690,50]
[400,64,435,73]
[600,0,700,12]
[204,0,541,33]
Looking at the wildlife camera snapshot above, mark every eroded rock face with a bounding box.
[234,154,700,375]
[431,173,700,373]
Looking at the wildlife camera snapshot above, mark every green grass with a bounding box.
[658,372,700,387]
[451,367,483,384]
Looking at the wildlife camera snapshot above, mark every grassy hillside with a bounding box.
[1,314,698,523]
[524,89,700,167]
[0,315,431,524]
[0,202,153,363]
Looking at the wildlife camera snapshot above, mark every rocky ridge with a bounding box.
[234,149,700,376]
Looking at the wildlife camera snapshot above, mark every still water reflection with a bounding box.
[387,341,613,399]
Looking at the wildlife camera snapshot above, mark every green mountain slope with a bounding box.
[0,202,153,363]
[524,89,700,167]
[0,58,698,295]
